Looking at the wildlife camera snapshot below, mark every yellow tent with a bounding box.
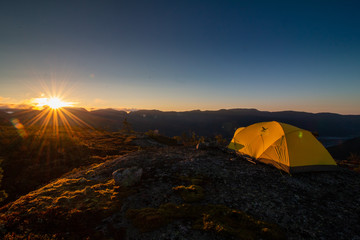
[228,121,337,173]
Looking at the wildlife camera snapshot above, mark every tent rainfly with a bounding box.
[228,121,337,173]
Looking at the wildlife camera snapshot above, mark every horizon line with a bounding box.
[1,104,359,116]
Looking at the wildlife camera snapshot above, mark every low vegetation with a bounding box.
[126,173,285,239]
[126,203,285,239]
[0,177,131,239]
[173,185,205,202]
[0,158,7,203]
[145,130,178,145]
[0,125,139,205]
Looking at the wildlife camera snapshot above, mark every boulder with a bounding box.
[112,167,143,187]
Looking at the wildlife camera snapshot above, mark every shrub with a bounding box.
[348,152,360,162]
[214,134,228,146]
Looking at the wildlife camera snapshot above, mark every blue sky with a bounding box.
[0,0,359,113]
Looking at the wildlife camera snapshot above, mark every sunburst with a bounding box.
[32,96,73,110]
[24,82,95,139]
[47,97,66,109]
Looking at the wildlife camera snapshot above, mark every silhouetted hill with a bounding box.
[1,108,360,139]
[127,109,360,138]
[91,108,127,121]
[0,111,11,126]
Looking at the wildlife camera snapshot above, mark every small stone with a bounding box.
[113,167,143,187]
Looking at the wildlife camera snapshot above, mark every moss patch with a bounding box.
[173,185,204,202]
[126,203,285,239]
[0,178,134,239]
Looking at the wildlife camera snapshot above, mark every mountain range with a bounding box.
[1,108,360,139]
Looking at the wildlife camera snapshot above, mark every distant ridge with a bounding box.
[1,108,360,139]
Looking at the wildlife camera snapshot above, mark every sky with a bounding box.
[0,0,359,114]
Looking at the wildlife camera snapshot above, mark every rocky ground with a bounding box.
[0,137,359,239]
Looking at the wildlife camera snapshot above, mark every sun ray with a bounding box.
[19,80,105,168]
[26,107,51,126]
[52,108,59,137]
[57,108,76,137]
[38,109,54,139]
[60,108,95,130]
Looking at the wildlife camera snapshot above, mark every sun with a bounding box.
[47,97,68,109]
[32,96,73,110]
